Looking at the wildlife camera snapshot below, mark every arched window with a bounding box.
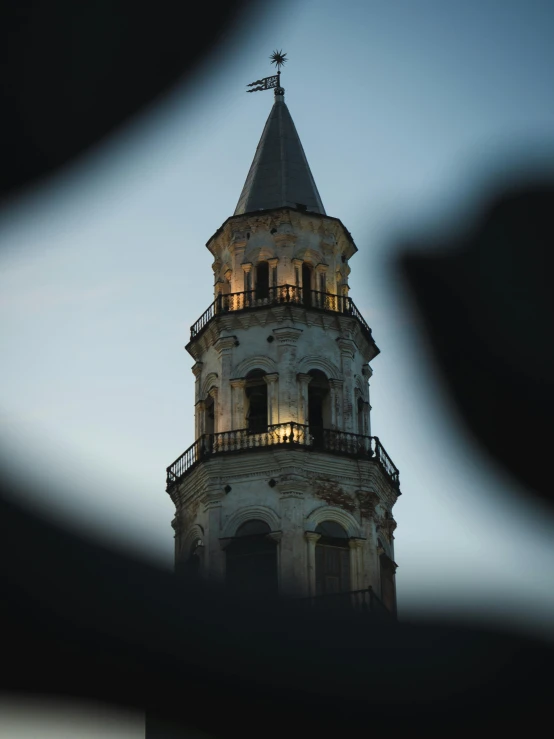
[178,537,204,579]
[308,370,331,447]
[255,261,270,301]
[302,263,312,306]
[315,521,350,596]
[245,369,268,433]
[357,396,364,436]
[226,519,278,597]
[204,395,215,436]
[380,552,397,616]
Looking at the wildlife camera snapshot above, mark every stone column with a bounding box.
[192,361,203,404]
[278,476,308,597]
[348,538,365,591]
[205,489,226,583]
[171,516,182,569]
[292,258,303,293]
[315,263,329,298]
[336,336,357,432]
[208,387,218,434]
[242,262,253,298]
[214,336,236,432]
[264,372,279,426]
[304,531,321,597]
[195,399,206,439]
[267,531,283,592]
[229,240,245,294]
[272,327,303,422]
[297,373,312,427]
[268,257,279,296]
[230,378,246,430]
[328,378,344,430]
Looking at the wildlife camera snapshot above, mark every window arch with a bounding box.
[225,519,278,597]
[178,537,204,579]
[308,370,331,446]
[245,369,268,433]
[315,520,350,596]
[255,261,270,301]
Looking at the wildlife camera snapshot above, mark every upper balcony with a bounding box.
[188,285,376,346]
[166,422,400,493]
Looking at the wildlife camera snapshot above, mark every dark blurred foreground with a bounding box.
[1,1,553,735]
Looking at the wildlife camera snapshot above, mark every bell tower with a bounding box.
[166,57,401,616]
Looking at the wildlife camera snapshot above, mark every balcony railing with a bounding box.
[166,422,399,490]
[189,285,373,342]
[293,586,394,620]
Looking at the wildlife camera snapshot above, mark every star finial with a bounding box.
[270,50,287,72]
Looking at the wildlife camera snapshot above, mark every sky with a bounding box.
[1,0,554,733]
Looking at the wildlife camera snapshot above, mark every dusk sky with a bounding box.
[1,1,554,733]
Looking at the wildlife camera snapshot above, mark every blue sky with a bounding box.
[1,0,554,660]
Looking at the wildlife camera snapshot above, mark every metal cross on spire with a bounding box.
[246,50,287,93]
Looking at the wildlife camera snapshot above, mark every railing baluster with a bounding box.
[167,423,398,491]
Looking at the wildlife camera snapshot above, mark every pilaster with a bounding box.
[304,531,321,597]
[297,373,312,426]
[230,378,246,430]
[278,476,309,596]
[264,372,279,425]
[272,327,303,422]
[214,336,237,432]
[336,336,357,432]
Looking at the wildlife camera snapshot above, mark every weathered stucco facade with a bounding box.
[166,83,400,613]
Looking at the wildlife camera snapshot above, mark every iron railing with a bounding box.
[189,285,373,342]
[166,422,399,490]
[293,586,394,620]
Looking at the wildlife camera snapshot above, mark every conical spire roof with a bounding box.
[234,92,325,216]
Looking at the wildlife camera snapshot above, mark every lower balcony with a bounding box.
[292,587,395,620]
[166,422,400,491]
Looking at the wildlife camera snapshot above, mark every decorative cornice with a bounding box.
[191,361,203,377]
[215,336,237,354]
[230,378,247,389]
[356,490,380,519]
[264,372,279,384]
[297,373,313,385]
[376,514,397,541]
[241,262,253,273]
[272,326,303,344]
[336,337,356,357]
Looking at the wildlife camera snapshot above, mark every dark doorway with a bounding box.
[302,263,312,306]
[245,369,268,433]
[255,261,270,301]
[226,520,278,597]
[315,521,350,598]
[308,370,330,447]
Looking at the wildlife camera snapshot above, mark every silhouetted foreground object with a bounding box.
[1,484,551,735]
[1,0,553,733]
[0,0,257,203]
[401,181,554,508]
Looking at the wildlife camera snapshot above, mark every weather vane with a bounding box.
[246,50,287,94]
